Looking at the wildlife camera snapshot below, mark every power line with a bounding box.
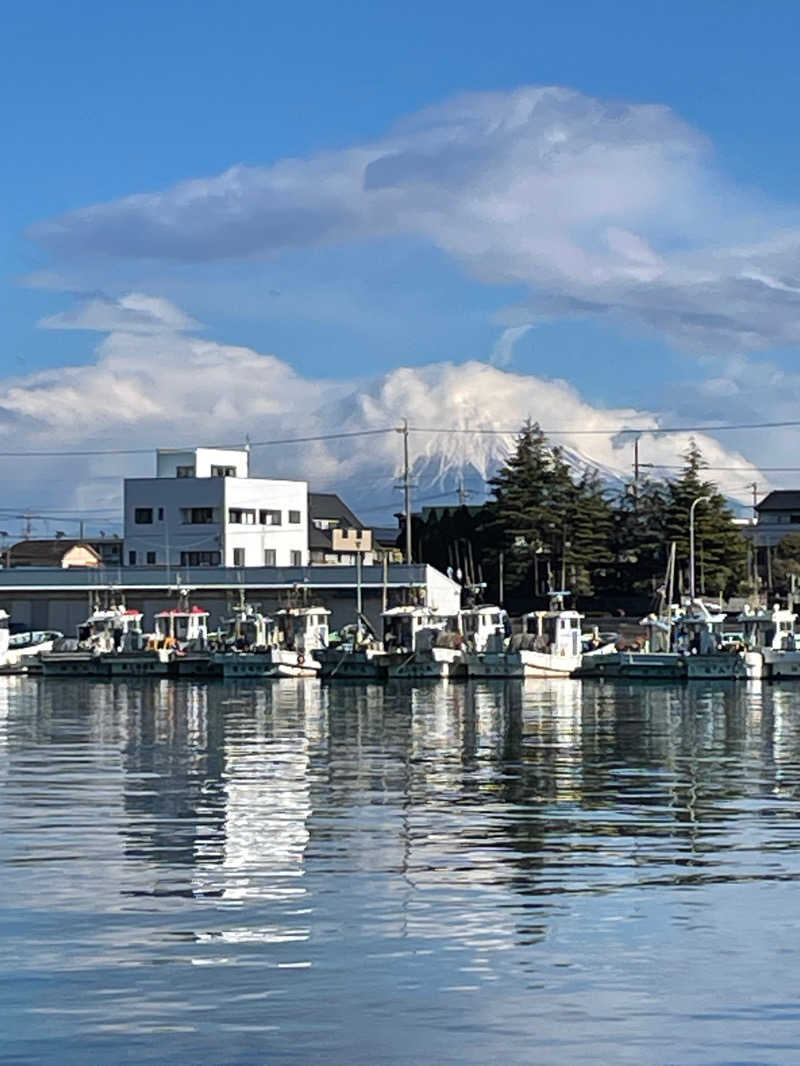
[0,428,396,459]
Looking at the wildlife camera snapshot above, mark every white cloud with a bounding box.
[0,296,767,531]
[26,85,800,352]
[489,324,532,367]
[38,292,200,334]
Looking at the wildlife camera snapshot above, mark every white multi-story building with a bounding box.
[124,448,308,568]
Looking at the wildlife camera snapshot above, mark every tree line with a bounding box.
[409,420,750,611]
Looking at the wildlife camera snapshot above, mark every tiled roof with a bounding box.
[7,539,101,567]
[308,492,365,529]
[756,491,800,512]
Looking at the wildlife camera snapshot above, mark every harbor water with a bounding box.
[3,677,800,1065]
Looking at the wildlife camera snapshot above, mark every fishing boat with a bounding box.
[383,605,464,680]
[266,606,330,677]
[674,600,759,680]
[460,606,512,678]
[317,622,387,680]
[578,613,685,680]
[212,600,279,679]
[738,602,800,680]
[150,602,213,678]
[468,593,583,680]
[41,604,146,677]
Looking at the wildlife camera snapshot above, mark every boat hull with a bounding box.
[104,651,171,677]
[215,652,273,679]
[684,653,752,680]
[577,652,685,680]
[267,649,321,678]
[318,648,387,680]
[387,647,463,680]
[760,649,800,679]
[40,652,107,677]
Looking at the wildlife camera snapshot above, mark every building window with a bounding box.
[134,508,153,524]
[290,550,302,566]
[176,466,195,478]
[228,508,256,524]
[288,510,301,524]
[179,551,221,566]
[211,465,237,478]
[146,551,156,564]
[128,550,137,565]
[259,509,282,525]
[180,507,215,524]
[233,548,246,566]
[264,549,276,566]
[791,515,800,524]
[158,507,164,521]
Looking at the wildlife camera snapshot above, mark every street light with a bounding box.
[689,495,711,600]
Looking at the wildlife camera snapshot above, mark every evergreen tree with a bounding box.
[565,469,615,596]
[484,420,563,597]
[606,477,671,597]
[663,440,747,597]
[771,534,800,592]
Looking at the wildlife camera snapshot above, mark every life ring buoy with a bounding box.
[297,653,305,666]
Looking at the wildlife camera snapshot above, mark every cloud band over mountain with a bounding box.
[0,293,763,532]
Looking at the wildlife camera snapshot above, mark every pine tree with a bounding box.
[565,469,615,596]
[663,440,747,598]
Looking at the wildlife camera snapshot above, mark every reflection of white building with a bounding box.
[124,447,309,568]
[193,683,322,913]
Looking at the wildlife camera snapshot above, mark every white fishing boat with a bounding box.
[151,602,213,677]
[738,602,800,680]
[461,606,513,678]
[267,606,330,677]
[41,605,147,677]
[470,593,583,679]
[383,605,463,680]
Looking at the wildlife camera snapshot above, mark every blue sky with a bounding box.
[2,0,800,528]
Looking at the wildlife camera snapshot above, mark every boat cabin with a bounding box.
[382,606,455,652]
[459,606,508,653]
[737,603,798,651]
[524,594,583,656]
[221,606,277,651]
[672,601,726,655]
[277,606,330,653]
[638,613,672,653]
[153,605,209,649]
[78,607,143,651]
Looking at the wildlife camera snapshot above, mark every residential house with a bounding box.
[7,539,102,568]
[308,492,375,564]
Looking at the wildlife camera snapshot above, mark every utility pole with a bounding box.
[633,437,640,502]
[750,482,758,523]
[398,419,412,565]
